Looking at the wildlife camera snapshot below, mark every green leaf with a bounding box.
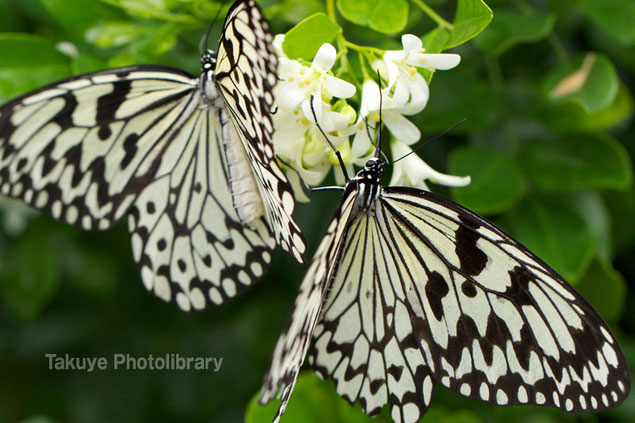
[449,147,527,215]
[505,195,595,282]
[534,82,633,132]
[85,21,153,48]
[445,0,493,49]
[421,27,451,54]
[40,0,119,37]
[283,13,341,61]
[575,258,626,322]
[544,53,618,114]
[565,191,612,262]
[0,224,63,321]
[603,188,635,253]
[337,0,408,34]
[246,372,388,423]
[414,69,500,133]
[474,9,555,55]
[0,34,71,101]
[524,134,632,191]
[578,0,635,47]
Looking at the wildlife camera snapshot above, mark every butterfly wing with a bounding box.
[309,186,630,422]
[127,103,275,312]
[214,0,306,263]
[259,185,357,421]
[0,66,197,230]
[0,66,276,312]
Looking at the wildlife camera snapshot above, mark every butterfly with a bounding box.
[0,0,306,312]
[259,124,630,421]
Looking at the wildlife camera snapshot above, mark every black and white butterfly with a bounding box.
[259,127,630,421]
[0,0,306,312]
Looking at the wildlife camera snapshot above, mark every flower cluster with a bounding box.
[271,34,470,196]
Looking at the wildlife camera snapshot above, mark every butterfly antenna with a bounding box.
[375,70,383,160]
[391,118,466,165]
[198,0,229,55]
[309,95,350,181]
[363,116,389,164]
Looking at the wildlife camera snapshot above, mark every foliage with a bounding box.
[0,0,633,422]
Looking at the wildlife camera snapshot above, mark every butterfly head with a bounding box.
[355,157,384,184]
[201,49,217,72]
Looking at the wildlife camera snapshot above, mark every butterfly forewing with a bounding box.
[0,67,198,231]
[215,0,306,263]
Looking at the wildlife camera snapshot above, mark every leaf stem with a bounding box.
[343,40,384,56]
[326,0,336,21]
[410,0,454,30]
[548,34,570,65]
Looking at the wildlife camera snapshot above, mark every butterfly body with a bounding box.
[0,0,306,312]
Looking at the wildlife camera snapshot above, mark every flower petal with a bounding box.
[276,82,308,111]
[273,34,286,58]
[360,79,381,116]
[383,110,420,144]
[311,43,336,71]
[323,74,356,99]
[401,34,422,53]
[407,53,461,70]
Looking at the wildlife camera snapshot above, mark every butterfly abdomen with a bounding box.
[221,109,264,227]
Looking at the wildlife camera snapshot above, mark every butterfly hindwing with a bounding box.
[127,102,276,312]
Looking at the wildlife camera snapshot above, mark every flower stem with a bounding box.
[410,0,454,30]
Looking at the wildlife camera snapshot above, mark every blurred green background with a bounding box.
[0,0,633,422]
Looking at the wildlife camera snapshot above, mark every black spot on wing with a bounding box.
[425,271,449,321]
[504,266,534,306]
[97,79,131,123]
[40,141,57,177]
[461,281,477,298]
[63,143,83,187]
[98,125,111,140]
[16,158,27,172]
[121,133,139,169]
[51,92,77,129]
[455,214,487,276]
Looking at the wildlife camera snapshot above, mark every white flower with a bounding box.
[389,140,471,190]
[366,34,461,145]
[270,39,359,190]
[353,78,422,148]
[276,43,355,122]
[272,96,352,190]
[272,34,286,58]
